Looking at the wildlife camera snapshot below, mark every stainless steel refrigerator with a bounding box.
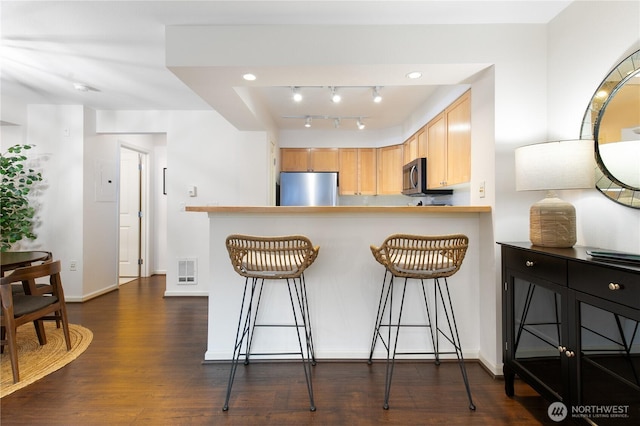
[279,172,338,206]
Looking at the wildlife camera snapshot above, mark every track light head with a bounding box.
[357,118,365,130]
[334,118,341,128]
[372,87,382,103]
[304,116,312,128]
[292,87,302,102]
[330,87,341,103]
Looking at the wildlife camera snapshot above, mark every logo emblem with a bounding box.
[548,402,568,422]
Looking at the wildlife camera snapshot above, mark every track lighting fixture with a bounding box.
[283,115,368,129]
[330,87,341,103]
[292,87,302,102]
[372,87,382,103]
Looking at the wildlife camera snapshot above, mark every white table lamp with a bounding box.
[515,139,595,247]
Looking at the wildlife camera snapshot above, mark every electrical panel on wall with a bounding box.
[95,160,117,202]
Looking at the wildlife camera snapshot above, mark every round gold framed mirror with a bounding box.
[580,49,640,209]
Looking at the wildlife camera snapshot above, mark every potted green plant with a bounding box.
[1,144,43,251]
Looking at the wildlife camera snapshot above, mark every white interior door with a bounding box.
[119,148,141,277]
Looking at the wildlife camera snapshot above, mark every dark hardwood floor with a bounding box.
[2,276,555,425]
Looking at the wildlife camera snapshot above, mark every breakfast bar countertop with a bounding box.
[186,205,492,214]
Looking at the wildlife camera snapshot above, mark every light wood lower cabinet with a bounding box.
[338,148,377,195]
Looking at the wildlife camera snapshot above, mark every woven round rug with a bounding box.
[1,322,92,397]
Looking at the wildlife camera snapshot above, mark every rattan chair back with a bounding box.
[226,234,319,279]
[370,234,468,279]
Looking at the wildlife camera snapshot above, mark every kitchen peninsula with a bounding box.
[187,205,493,364]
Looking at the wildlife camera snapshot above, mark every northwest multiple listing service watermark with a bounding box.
[548,401,631,422]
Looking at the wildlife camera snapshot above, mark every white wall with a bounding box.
[24,105,87,300]
[547,0,640,253]
[164,111,269,296]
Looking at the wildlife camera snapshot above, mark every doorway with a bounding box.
[119,147,147,283]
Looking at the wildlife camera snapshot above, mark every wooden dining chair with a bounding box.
[0,260,71,383]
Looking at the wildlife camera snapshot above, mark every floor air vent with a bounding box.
[177,258,197,284]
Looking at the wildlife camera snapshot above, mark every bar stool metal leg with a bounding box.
[435,277,476,410]
[382,276,410,410]
[287,276,316,411]
[223,277,259,411]
[368,269,392,364]
[295,274,317,365]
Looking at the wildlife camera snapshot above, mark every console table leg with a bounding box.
[504,365,515,397]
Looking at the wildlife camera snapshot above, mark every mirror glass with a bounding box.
[581,49,640,208]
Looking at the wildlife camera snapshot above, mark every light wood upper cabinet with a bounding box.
[281,148,310,171]
[377,144,403,195]
[417,128,427,159]
[403,134,418,165]
[426,90,471,188]
[310,148,339,171]
[426,113,447,189]
[358,149,377,195]
[281,148,339,172]
[339,148,377,195]
[445,91,471,186]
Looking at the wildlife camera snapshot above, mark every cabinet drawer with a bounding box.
[505,247,566,284]
[569,263,640,309]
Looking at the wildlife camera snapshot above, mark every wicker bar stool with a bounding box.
[222,234,319,412]
[367,234,475,410]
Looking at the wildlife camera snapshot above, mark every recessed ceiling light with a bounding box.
[242,73,256,81]
[406,71,422,79]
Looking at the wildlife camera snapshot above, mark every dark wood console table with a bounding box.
[499,242,640,425]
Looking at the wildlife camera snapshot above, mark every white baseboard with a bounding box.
[66,283,119,302]
[164,290,208,297]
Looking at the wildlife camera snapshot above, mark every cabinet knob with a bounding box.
[525,260,535,267]
[565,350,575,358]
[558,346,566,353]
[608,282,621,290]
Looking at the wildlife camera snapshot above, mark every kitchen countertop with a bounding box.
[186,205,491,214]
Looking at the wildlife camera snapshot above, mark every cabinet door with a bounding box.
[574,294,640,420]
[377,144,403,195]
[446,91,471,186]
[426,113,447,188]
[281,148,309,171]
[338,148,358,195]
[310,148,339,171]
[417,128,427,159]
[502,246,571,404]
[358,148,377,195]
[403,134,417,165]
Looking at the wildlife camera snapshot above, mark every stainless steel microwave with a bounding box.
[402,157,427,196]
